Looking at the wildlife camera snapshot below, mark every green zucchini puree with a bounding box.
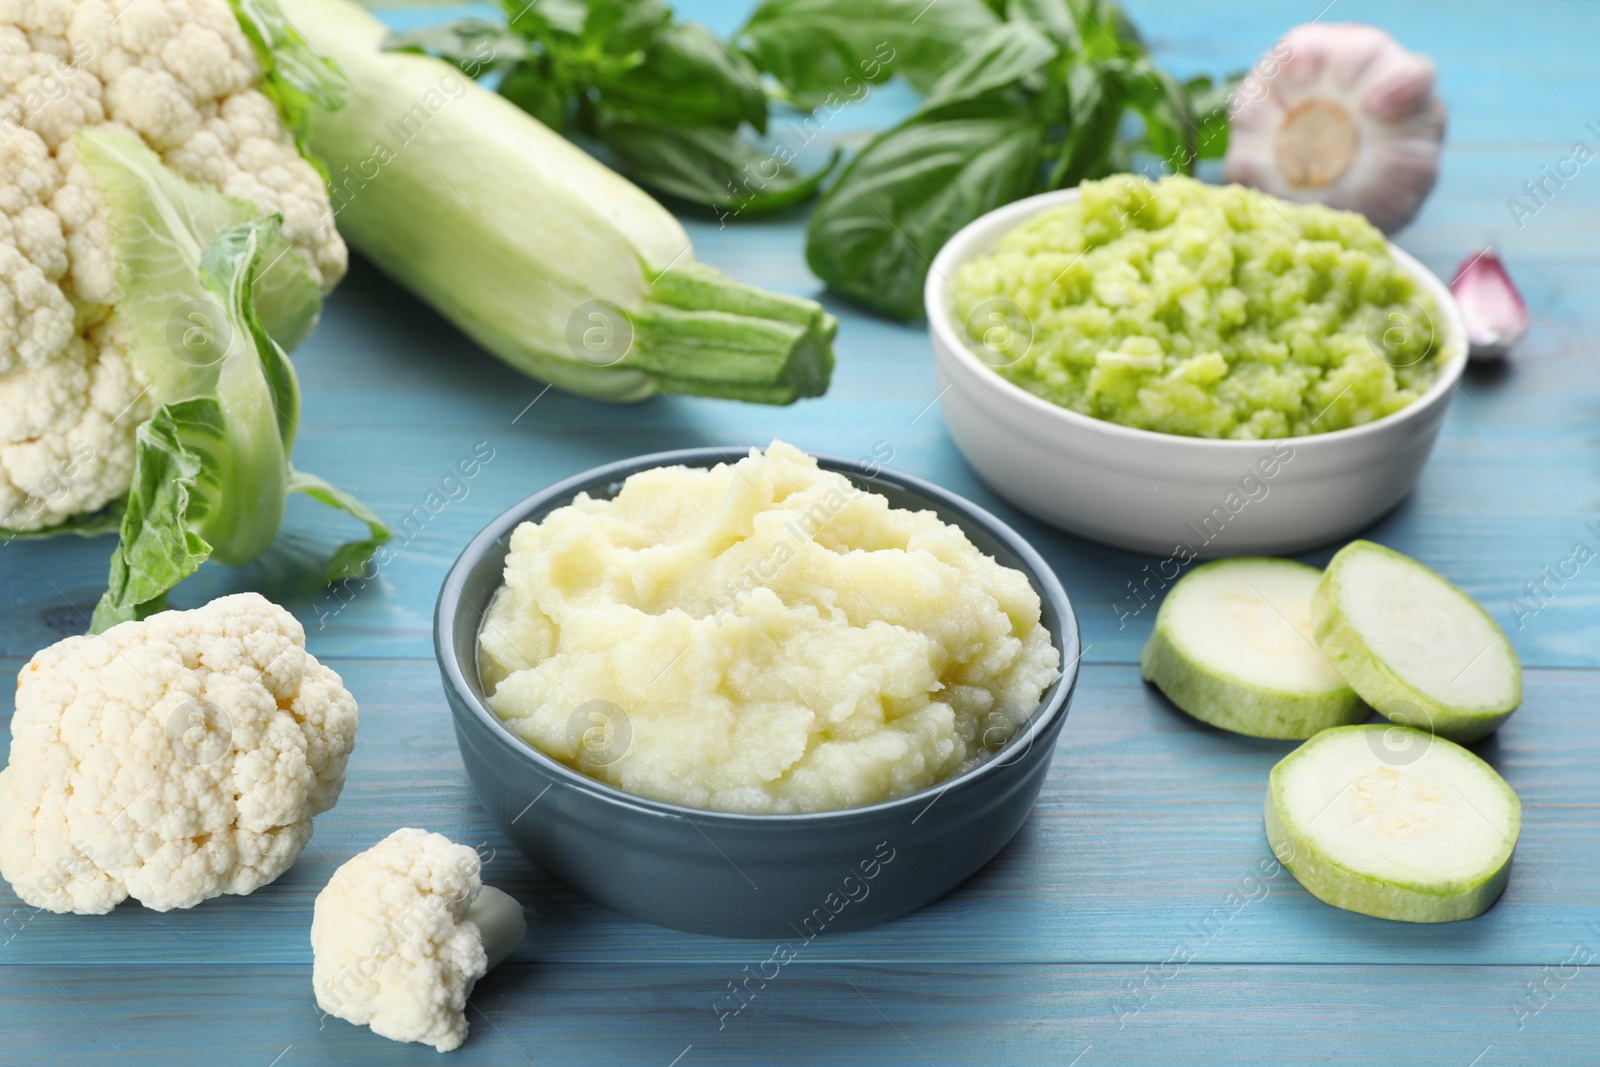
[952,175,1443,439]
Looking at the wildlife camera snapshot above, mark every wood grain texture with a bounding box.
[5,962,1600,1066]
[5,662,1594,970]
[0,0,1595,1062]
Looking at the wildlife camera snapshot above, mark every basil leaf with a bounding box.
[923,20,1058,107]
[600,119,836,214]
[580,0,671,55]
[738,0,999,108]
[598,21,768,132]
[805,97,1043,320]
[1070,0,1142,61]
[1047,60,1124,188]
[504,0,586,37]
[1184,73,1238,160]
[498,60,574,130]
[1006,0,1080,50]
[1114,58,1192,172]
[384,18,525,76]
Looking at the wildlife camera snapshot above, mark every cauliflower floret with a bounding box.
[0,0,346,531]
[311,828,527,1053]
[0,592,359,913]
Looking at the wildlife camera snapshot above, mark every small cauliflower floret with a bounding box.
[311,828,527,1053]
[0,0,347,531]
[0,592,358,913]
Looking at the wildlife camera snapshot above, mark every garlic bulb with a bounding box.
[1451,249,1529,360]
[1224,24,1447,233]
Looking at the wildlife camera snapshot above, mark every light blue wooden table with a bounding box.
[4,1,1597,1063]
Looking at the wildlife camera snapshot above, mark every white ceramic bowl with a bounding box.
[926,188,1468,557]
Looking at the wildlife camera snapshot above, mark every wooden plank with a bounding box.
[0,0,1595,1060]
[4,961,1598,1066]
[5,660,1593,968]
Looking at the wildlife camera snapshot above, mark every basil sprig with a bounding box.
[751,0,1232,319]
[387,0,832,216]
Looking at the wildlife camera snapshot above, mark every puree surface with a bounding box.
[952,175,1443,439]
[478,442,1060,814]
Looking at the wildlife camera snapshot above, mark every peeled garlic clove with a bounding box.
[1451,249,1529,360]
[1224,24,1447,233]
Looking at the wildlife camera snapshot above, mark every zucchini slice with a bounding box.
[1142,559,1364,739]
[1265,724,1520,922]
[1311,541,1521,743]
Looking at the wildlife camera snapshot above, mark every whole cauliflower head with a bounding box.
[0,0,346,532]
[0,591,359,913]
[311,828,495,1053]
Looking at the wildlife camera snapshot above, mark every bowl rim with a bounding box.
[924,184,1470,451]
[434,445,1081,827]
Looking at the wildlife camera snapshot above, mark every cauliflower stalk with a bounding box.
[312,828,527,1053]
[0,0,389,629]
[0,592,360,913]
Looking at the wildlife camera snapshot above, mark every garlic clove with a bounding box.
[1323,24,1390,93]
[1223,23,1447,234]
[1274,29,1332,93]
[1362,53,1438,122]
[1450,249,1529,360]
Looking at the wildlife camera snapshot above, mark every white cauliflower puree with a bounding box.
[478,442,1060,815]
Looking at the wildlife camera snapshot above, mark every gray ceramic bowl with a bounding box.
[435,447,1079,938]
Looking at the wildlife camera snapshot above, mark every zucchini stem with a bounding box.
[633,263,836,404]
